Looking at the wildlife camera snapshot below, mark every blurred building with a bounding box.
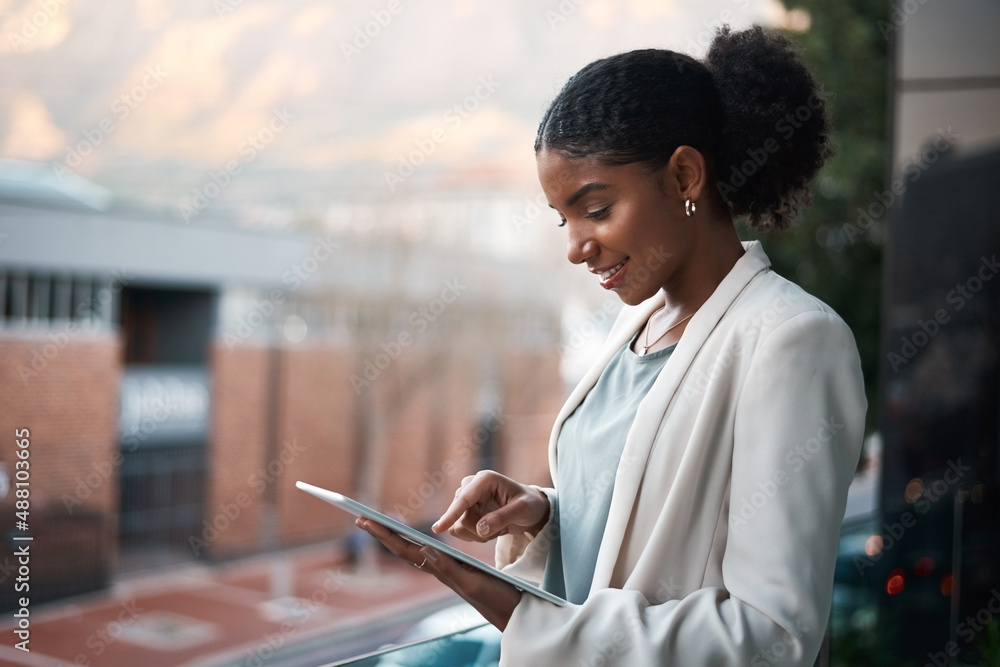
[875,0,1000,662]
[0,161,565,609]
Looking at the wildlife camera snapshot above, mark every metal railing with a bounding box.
[328,622,501,667]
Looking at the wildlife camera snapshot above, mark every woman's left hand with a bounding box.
[355,517,522,631]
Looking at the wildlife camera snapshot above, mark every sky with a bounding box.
[0,0,798,221]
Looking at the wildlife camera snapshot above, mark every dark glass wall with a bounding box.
[878,147,1000,664]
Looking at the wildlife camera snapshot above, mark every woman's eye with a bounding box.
[586,207,611,220]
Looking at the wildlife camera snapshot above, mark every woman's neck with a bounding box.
[660,222,745,315]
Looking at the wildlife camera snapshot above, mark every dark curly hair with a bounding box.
[534,26,832,231]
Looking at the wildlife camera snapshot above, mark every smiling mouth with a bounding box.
[597,258,628,288]
[599,259,626,280]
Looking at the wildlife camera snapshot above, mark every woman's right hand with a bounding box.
[432,470,550,543]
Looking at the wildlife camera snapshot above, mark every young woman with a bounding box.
[359,25,867,665]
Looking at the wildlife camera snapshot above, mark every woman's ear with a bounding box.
[666,145,708,203]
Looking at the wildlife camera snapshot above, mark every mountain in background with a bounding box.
[0,0,786,225]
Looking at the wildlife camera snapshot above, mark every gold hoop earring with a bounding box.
[685,198,696,217]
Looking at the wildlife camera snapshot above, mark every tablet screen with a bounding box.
[296,481,565,606]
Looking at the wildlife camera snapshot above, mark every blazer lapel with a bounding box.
[589,241,772,589]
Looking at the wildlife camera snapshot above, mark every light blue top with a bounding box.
[542,335,675,604]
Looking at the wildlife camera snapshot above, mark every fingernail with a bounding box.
[477,520,489,536]
[422,548,438,564]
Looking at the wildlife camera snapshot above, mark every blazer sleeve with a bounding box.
[495,486,558,582]
[498,310,867,666]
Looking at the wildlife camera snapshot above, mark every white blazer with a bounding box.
[496,241,867,666]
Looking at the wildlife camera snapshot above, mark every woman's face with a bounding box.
[536,148,695,306]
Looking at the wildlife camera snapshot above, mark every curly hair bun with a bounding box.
[706,26,832,231]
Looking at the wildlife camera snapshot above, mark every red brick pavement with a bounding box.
[0,539,492,667]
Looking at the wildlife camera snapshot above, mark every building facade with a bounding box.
[0,179,566,609]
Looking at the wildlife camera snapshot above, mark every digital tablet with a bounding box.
[296,481,566,606]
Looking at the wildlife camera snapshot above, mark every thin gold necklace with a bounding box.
[641,307,693,354]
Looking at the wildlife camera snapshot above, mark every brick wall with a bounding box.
[425,350,481,519]
[0,331,565,572]
[500,351,564,488]
[376,349,481,525]
[275,344,357,546]
[204,342,271,559]
[0,332,121,517]
[0,331,122,603]
[196,341,363,559]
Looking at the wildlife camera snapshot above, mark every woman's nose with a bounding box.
[566,223,598,265]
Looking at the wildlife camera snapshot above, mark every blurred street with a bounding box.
[0,538,486,667]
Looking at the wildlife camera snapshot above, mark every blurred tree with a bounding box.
[740,0,891,435]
